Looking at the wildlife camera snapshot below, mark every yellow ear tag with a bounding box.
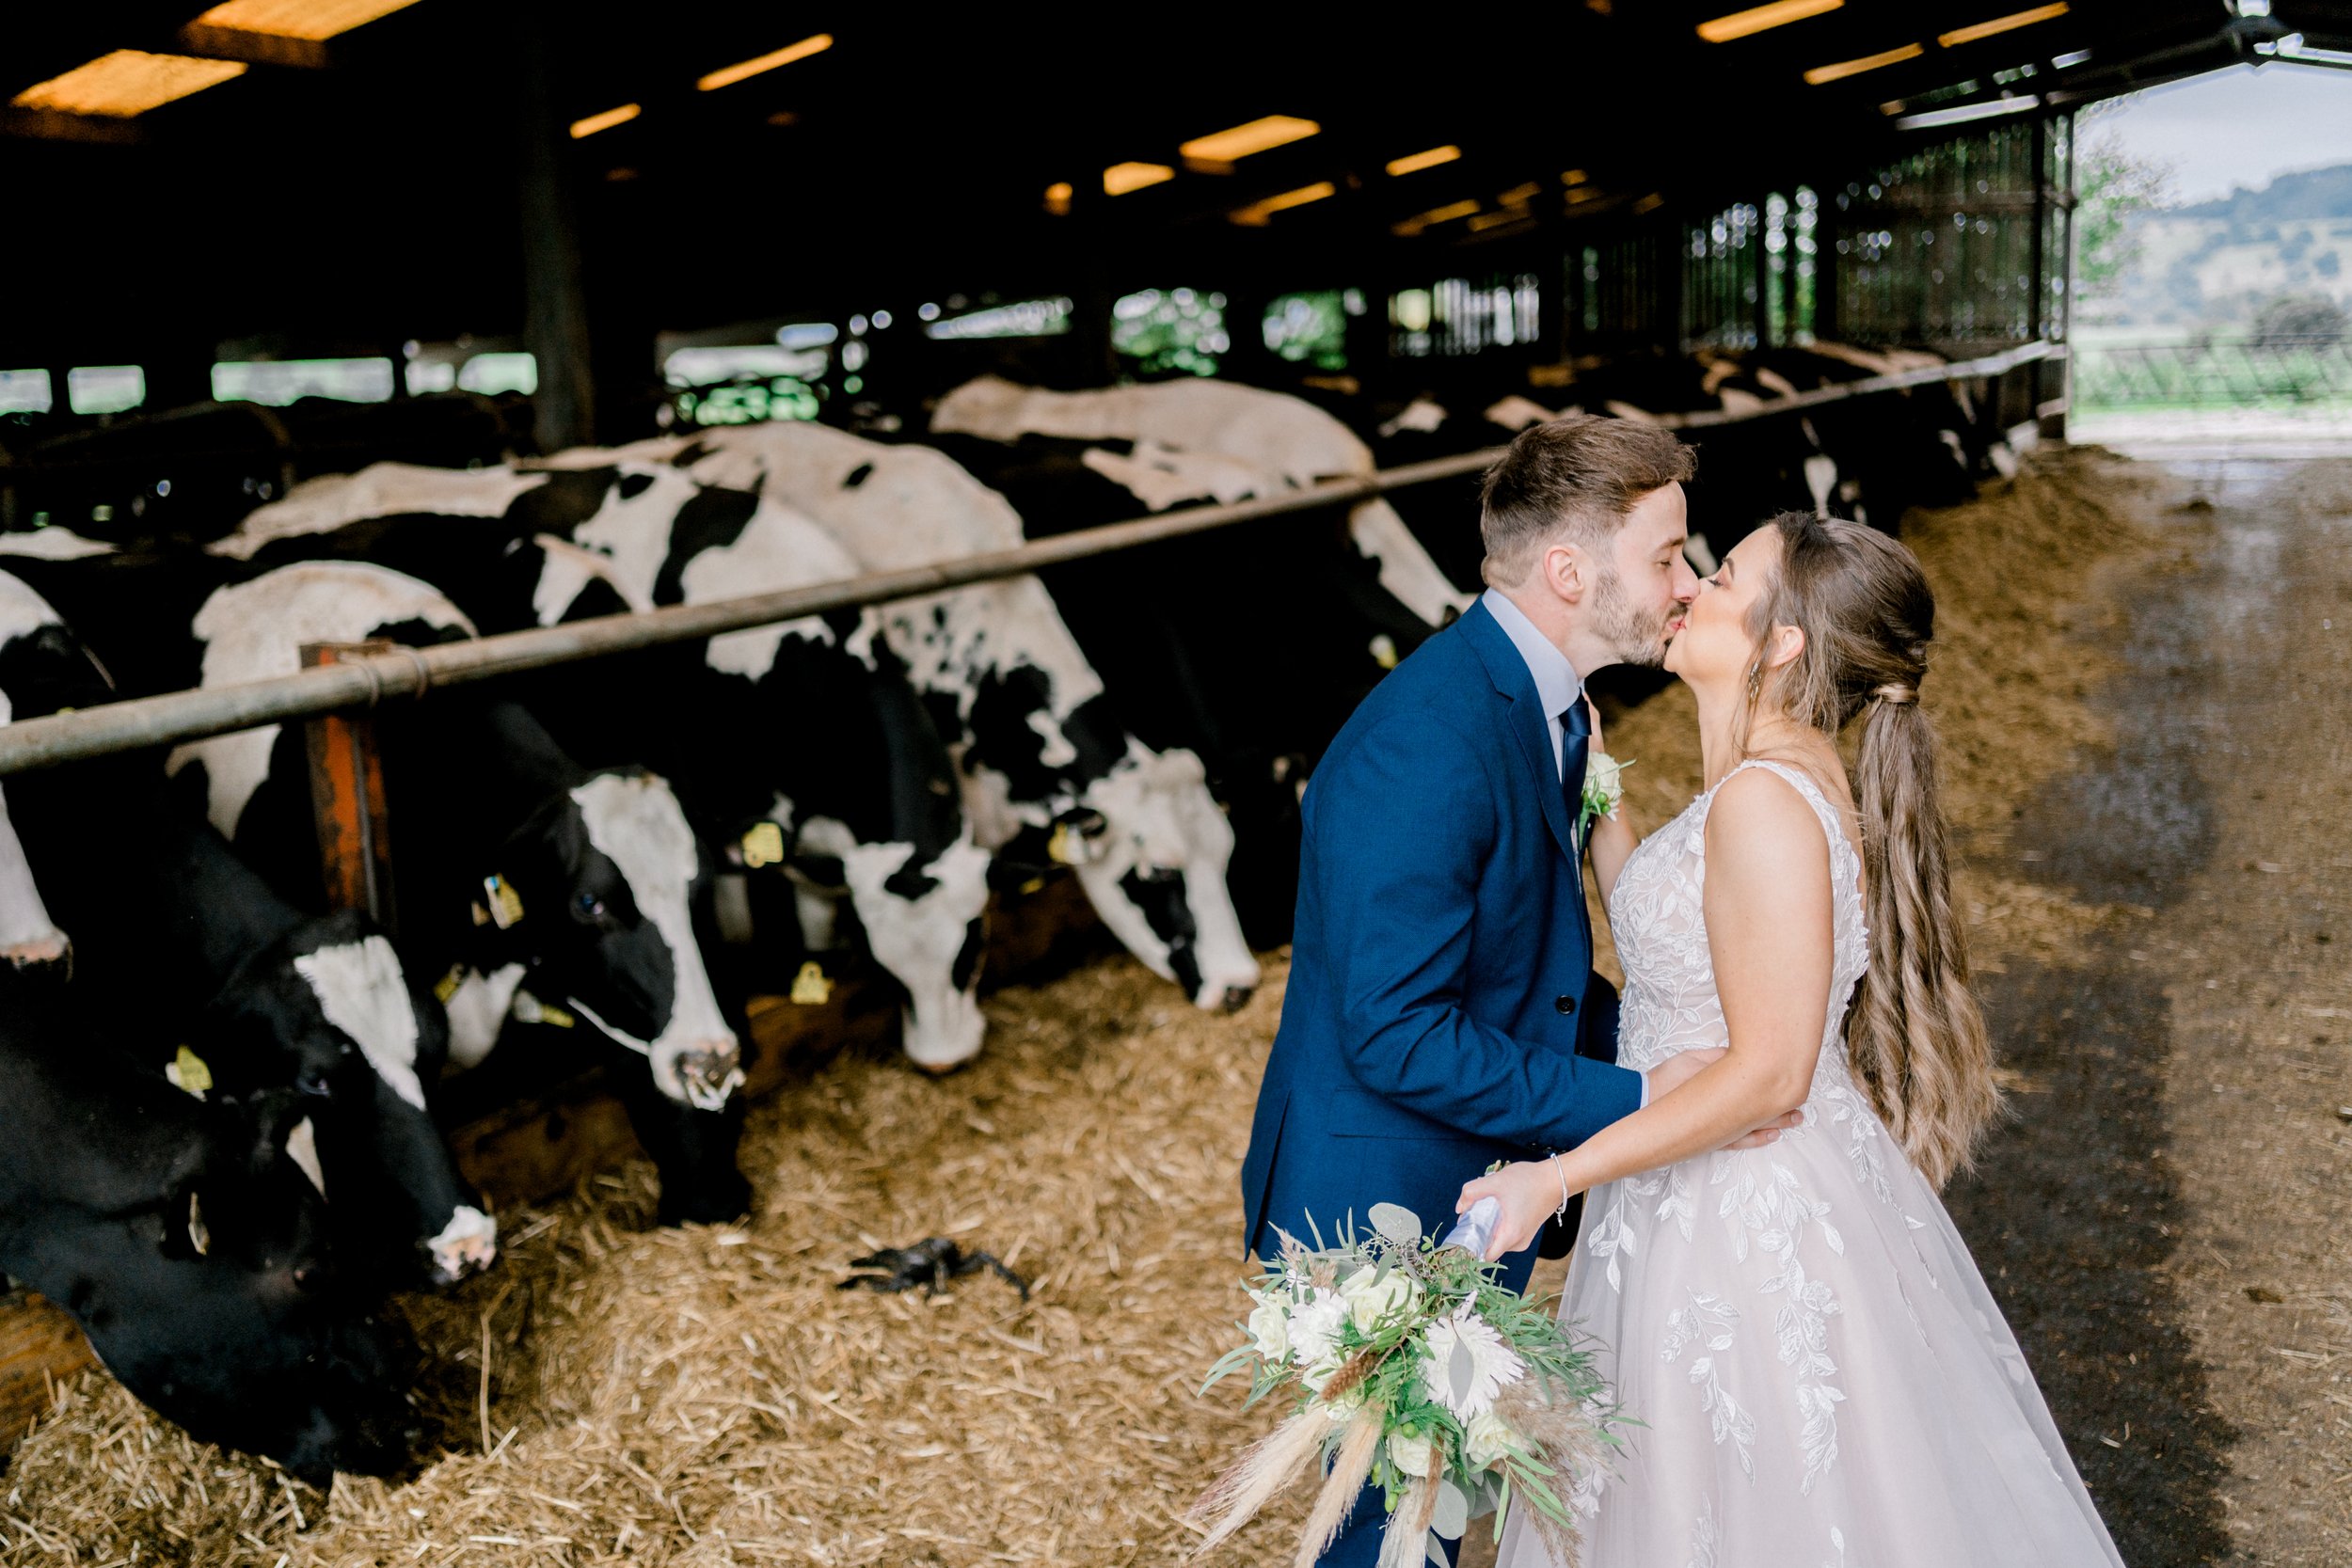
[166,1045,213,1099]
[789,960,834,1006]
[484,875,525,929]
[741,820,787,869]
[1047,822,1078,866]
[1019,876,1046,895]
[433,964,467,1005]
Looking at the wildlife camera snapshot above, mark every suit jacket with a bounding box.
[1239,597,1643,1262]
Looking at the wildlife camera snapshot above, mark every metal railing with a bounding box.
[2072,336,2352,408]
[0,341,2058,779]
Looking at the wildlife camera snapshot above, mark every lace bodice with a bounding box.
[1606,759,1869,1102]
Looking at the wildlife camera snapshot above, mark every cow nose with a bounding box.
[2,932,70,972]
[1217,985,1255,1014]
[425,1206,499,1286]
[676,1037,745,1109]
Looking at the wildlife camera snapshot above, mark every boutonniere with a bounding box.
[1579,752,1630,837]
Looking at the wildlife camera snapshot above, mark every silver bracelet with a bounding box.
[1551,1154,1570,1224]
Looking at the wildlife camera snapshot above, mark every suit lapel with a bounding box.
[1456,602,1583,865]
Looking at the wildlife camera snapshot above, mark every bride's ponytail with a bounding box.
[1746,514,1998,1188]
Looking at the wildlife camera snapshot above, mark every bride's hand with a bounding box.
[1456,1159,1575,1262]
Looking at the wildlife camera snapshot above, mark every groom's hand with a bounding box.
[1645,1047,1804,1149]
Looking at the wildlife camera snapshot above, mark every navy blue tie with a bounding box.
[1559,697,1591,827]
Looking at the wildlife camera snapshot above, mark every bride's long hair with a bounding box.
[1741,511,1998,1188]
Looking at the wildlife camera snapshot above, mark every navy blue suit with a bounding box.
[1237,597,1643,1567]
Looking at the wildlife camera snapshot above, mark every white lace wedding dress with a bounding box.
[1500,761,2126,1568]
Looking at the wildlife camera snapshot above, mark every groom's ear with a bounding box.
[1540,538,1591,604]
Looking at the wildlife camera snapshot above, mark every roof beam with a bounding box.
[176,22,333,70]
[0,106,144,143]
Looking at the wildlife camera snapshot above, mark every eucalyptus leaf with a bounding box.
[1432,1479,1470,1540]
[1368,1202,1423,1246]
[1450,1338,1477,1405]
[1424,1531,1449,1568]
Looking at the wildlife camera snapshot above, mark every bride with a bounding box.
[1458,512,2127,1567]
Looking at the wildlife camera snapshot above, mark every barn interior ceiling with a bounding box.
[2,0,2348,370]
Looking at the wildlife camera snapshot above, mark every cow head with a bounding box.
[477,769,743,1111]
[0,739,69,972]
[40,1095,414,1488]
[1062,742,1260,1011]
[0,586,101,973]
[838,835,992,1071]
[196,909,496,1288]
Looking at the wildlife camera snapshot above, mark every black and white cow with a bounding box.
[583,423,1266,1015]
[206,462,995,1070]
[521,467,993,1070]
[898,378,1474,945]
[0,899,412,1486]
[1464,343,2004,549]
[0,573,77,972]
[0,567,496,1288]
[162,562,752,1223]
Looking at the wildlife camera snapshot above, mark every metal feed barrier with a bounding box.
[2072,336,2352,408]
[0,340,2058,780]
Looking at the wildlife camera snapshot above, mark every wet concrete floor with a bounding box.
[1944,455,2352,1567]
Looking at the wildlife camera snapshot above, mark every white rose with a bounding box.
[1286,1289,1348,1370]
[1345,1270,1420,1335]
[1582,752,1627,821]
[1246,1296,1290,1362]
[1464,1410,1518,1470]
[1387,1431,1438,1480]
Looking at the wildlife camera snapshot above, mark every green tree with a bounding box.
[2072,121,2173,302]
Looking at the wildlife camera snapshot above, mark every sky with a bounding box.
[2090,63,2352,206]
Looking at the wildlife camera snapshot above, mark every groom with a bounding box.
[1239,416,1773,1566]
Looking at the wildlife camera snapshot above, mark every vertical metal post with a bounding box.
[1815,186,1840,342]
[300,641,398,929]
[2028,114,2048,345]
[1660,209,1686,352]
[515,8,595,453]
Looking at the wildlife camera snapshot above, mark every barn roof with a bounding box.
[2,0,2347,365]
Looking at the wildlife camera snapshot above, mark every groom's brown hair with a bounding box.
[1478,415,1694,586]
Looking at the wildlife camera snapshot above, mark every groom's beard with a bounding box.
[1592,562,1677,669]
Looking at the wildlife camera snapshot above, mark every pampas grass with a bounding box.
[1292,1409,1383,1568]
[1491,1380,1610,1566]
[1375,1473,1440,1568]
[1184,1408,1330,1556]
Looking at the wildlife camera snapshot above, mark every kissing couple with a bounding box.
[1238,417,2126,1567]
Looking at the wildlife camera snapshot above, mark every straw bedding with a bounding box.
[0,446,2161,1567]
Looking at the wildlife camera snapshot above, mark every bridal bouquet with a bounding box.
[1186,1201,1621,1568]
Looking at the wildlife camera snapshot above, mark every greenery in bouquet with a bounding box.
[1185,1202,1624,1568]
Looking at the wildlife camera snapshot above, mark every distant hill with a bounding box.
[2084,161,2352,327]
[2175,162,2352,223]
